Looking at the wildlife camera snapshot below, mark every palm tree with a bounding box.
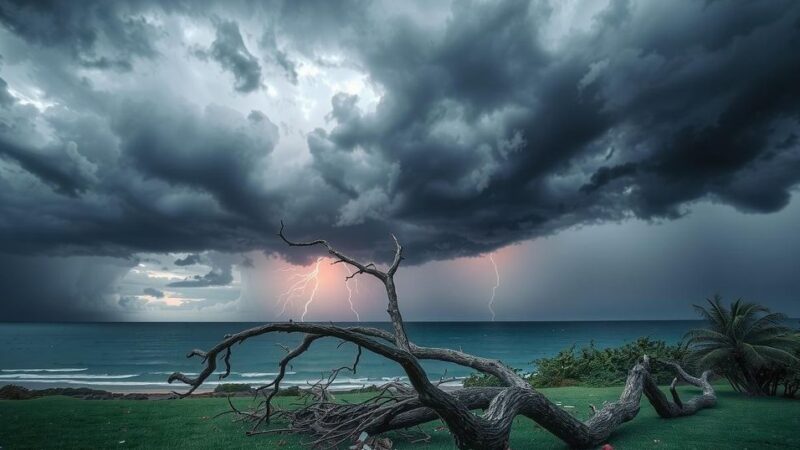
[686,295,800,396]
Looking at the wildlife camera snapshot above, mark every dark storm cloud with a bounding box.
[306,0,800,259]
[0,0,157,70]
[109,99,281,226]
[0,76,13,106]
[200,18,262,93]
[0,253,134,321]
[580,163,638,194]
[174,254,202,266]
[142,287,164,298]
[260,29,298,85]
[0,85,99,196]
[167,264,233,288]
[0,138,96,197]
[0,0,799,271]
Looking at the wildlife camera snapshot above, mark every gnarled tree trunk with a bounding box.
[168,224,717,449]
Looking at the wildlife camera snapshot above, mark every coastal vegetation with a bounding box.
[686,296,800,397]
[465,298,800,399]
[464,337,689,388]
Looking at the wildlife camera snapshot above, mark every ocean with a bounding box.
[0,321,699,392]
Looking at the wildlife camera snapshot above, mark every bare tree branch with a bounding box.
[278,220,411,351]
[278,221,386,281]
[169,225,718,449]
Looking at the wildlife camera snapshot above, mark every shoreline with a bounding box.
[0,380,464,400]
[0,373,465,395]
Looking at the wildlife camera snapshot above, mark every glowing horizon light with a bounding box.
[488,253,500,321]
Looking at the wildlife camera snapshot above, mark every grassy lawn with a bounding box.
[1,385,798,449]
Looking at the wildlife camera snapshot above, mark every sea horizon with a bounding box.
[1,320,706,394]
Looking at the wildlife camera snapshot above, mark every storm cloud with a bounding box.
[167,265,233,288]
[142,287,164,298]
[174,254,202,266]
[199,18,263,93]
[0,0,799,320]
[0,0,157,70]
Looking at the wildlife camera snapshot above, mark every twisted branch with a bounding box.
[169,225,718,449]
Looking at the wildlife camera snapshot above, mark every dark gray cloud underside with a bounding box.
[0,0,797,269]
[174,253,202,266]
[204,18,262,93]
[142,287,164,298]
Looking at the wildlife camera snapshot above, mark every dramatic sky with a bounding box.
[0,0,798,322]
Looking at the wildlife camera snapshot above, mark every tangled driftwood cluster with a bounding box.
[169,225,716,449]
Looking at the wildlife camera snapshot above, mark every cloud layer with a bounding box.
[0,0,799,320]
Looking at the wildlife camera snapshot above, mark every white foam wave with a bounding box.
[149,371,265,376]
[1,368,88,373]
[0,373,138,380]
[3,376,463,391]
[381,376,408,382]
[239,372,295,377]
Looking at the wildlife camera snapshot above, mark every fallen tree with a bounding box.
[169,224,717,449]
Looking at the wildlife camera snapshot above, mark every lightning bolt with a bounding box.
[488,253,500,321]
[276,257,362,322]
[341,265,361,322]
[277,257,323,322]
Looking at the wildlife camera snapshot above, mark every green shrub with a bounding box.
[463,337,688,388]
[272,385,302,397]
[463,373,506,388]
[213,383,253,393]
[463,366,530,387]
[343,385,383,394]
[529,337,688,387]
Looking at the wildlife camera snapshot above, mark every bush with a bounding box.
[464,372,513,388]
[529,337,688,387]
[343,385,383,394]
[463,337,688,388]
[213,383,253,393]
[272,385,302,397]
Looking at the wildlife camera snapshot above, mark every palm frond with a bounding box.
[744,312,790,338]
[687,296,799,395]
[694,347,733,369]
[685,328,731,345]
[740,343,768,368]
[749,345,800,365]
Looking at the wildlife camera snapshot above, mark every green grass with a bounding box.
[1,385,798,449]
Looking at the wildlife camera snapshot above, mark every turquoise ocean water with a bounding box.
[0,321,699,392]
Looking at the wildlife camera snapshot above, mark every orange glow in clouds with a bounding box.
[273,244,520,322]
[276,257,361,322]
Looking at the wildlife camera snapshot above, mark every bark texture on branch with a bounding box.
[169,225,717,449]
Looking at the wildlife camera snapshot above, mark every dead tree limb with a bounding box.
[643,361,716,417]
[169,225,717,449]
[278,221,412,351]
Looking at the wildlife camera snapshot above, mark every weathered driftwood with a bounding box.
[169,225,717,449]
